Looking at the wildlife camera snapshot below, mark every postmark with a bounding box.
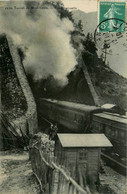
[98,1,126,32]
[94,20,127,55]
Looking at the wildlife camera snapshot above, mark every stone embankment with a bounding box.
[1,34,37,139]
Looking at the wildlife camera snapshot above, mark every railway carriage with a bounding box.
[39,98,114,133]
[39,99,127,143]
[39,98,127,174]
[92,112,127,157]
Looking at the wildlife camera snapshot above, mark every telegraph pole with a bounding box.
[103,41,108,65]
[104,47,107,65]
[103,40,110,65]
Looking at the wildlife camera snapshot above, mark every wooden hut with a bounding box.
[55,133,112,184]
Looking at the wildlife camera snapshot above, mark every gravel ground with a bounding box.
[0,150,126,194]
[0,150,40,194]
[99,166,127,194]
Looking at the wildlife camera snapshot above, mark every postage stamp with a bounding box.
[98,1,126,32]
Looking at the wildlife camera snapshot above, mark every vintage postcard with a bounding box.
[0,0,127,193]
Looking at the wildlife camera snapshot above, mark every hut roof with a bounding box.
[57,133,112,148]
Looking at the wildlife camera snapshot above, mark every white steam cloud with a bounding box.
[0,1,77,85]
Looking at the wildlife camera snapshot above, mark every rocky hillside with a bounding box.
[27,45,127,113]
[0,34,27,120]
[62,53,127,111]
[72,9,127,79]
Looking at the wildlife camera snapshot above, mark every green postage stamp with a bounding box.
[99,1,126,32]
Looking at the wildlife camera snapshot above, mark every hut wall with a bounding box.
[86,148,100,183]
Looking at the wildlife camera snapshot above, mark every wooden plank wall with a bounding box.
[29,147,91,194]
[87,148,100,184]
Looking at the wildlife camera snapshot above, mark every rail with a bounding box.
[104,112,127,119]
[102,153,127,169]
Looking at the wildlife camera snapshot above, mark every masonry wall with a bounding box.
[7,36,38,135]
[1,34,38,136]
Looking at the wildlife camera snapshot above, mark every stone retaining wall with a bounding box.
[7,36,38,135]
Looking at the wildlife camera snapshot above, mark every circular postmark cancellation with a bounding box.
[94,18,127,55]
[95,1,127,55]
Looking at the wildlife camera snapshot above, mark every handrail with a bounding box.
[31,146,91,194]
[52,162,70,180]
[39,149,53,168]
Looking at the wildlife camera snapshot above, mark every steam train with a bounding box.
[39,98,127,155]
[39,98,116,133]
[39,98,127,173]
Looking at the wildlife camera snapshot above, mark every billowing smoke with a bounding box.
[0,1,77,85]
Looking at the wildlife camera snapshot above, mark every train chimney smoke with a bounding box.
[0,1,77,86]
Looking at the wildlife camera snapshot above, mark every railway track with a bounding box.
[101,153,127,176]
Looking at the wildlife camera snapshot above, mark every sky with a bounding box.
[62,0,97,13]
